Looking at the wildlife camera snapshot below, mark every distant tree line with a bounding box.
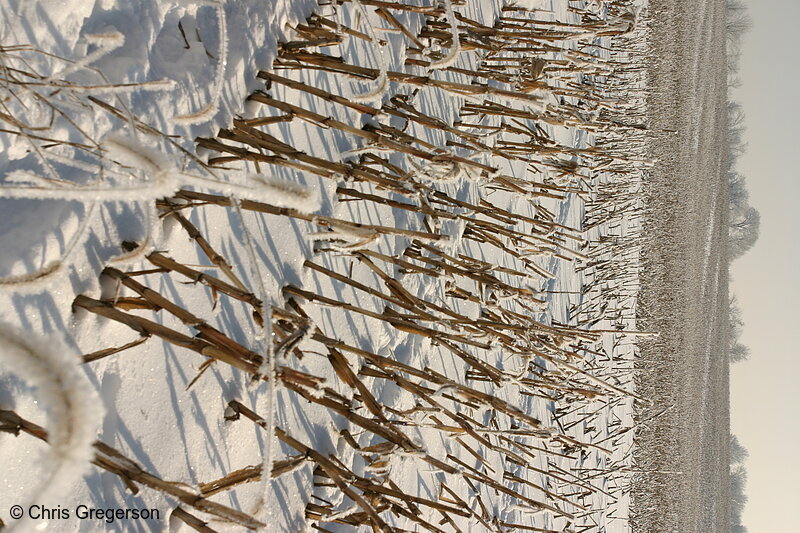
[725,1,753,364]
[726,0,751,88]
[727,100,759,259]
[730,434,749,533]
[728,296,749,362]
[726,3,753,531]
[725,0,759,260]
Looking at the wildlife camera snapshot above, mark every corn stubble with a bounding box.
[0,0,659,531]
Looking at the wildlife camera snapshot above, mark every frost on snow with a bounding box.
[0,323,102,531]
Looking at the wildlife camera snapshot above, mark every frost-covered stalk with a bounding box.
[229,201,278,527]
[349,0,389,104]
[46,31,126,81]
[0,323,102,532]
[175,0,228,124]
[0,170,176,201]
[427,0,462,69]
[179,172,321,209]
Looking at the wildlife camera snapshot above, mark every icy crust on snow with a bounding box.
[1,0,648,531]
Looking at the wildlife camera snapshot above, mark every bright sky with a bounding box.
[729,0,800,530]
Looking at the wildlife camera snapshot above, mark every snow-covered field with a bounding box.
[0,0,653,531]
[631,0,731,531]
